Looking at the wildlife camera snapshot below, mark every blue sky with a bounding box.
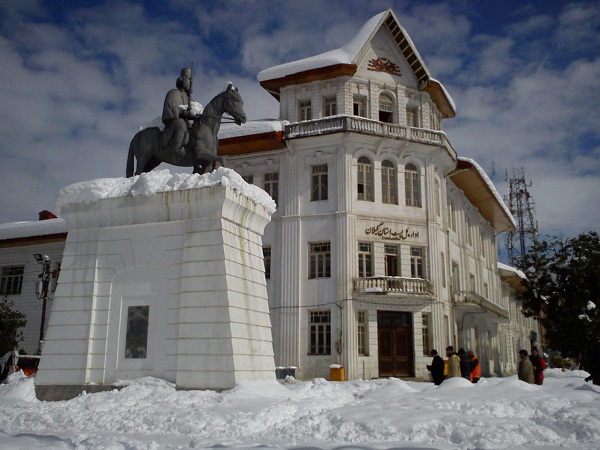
[1,0,598,239]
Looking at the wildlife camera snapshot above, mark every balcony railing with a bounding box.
[353,277,433,295]
[285,115,457,160]
[453,290,510,321]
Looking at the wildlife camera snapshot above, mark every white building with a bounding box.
[219,9,540,380]
[1,9,539,381]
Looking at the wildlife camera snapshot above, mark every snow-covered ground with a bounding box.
[1,370,599,449]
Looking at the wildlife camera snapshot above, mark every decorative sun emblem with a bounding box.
[368,57,402,76]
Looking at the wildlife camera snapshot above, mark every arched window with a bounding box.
[381,160,398,204]
[405,163,421,207]
[379,93,394,123]
[357,156,374,201]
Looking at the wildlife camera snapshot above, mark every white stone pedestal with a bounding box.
[36,185,275,400]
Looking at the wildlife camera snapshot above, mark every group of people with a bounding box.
[426,346,480,385]
[518,346,547,385]
[427,345,548,386]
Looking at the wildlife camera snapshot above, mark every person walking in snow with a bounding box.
[518,349,535,384]
[445,346,461,378]
[427,349,445,385]
[529,346,546,385]
[468,350,480,383]
[458,348,472,380]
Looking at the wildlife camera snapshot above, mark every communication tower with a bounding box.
[504,168,539,268]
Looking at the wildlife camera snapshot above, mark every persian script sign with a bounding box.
[365,222,420,241]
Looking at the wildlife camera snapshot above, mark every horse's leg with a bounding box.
[144,157,162,173]
[135,153,151,175]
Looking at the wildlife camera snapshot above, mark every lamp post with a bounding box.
[34,254,51,353]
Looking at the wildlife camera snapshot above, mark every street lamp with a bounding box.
[34,254,51,353]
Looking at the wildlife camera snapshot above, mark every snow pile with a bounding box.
[55,168,276,214]
[0,218,66,241]
[1,371,599,449]
[218,118,287,140]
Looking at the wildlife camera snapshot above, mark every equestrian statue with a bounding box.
[126,68,246,177]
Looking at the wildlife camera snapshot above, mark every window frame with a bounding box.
[263,246,271,280]
[310,164,328,202]
[298,100,312,121]
[410,246,425,279]
[323,96,337,117]
[405,163,422,207]
[353,95,367,117]
[357,156,374,201]
[358,242,373,278]
[309,310,331,355]
[422,312,432,356]
[309,241,331,279]
[379,93,394,123]
[381,159,398,204]
[357,310,368,356]
[0,266,24,296]
[263,172,279,205]
[384,244,400,277]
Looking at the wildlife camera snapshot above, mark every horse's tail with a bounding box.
[126,133,137,178]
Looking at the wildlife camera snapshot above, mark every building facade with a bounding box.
[220,9,540,380]
[1,9,540,381]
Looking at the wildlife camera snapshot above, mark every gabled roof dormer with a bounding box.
[257,9,456,118]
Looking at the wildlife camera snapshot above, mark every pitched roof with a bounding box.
[257,9,456,118]
[448,158,516,233]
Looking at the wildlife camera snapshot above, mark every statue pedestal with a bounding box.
[35,185,275,401]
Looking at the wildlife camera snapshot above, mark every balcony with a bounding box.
[285,115,457,160]
[453,290,510,323]
[353,277,433,295]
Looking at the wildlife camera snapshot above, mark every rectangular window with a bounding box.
[0,266,24,295]
[385,244,400,277]
[440,252,446,288]
[410,247,424,279]
[358,242,373,277]
[309,310,331,355]
[381,161,398,204]
[452,262,460,296]
[448,197,456,231]
[469,273,476,292]
[309,241,331,279]
[263,172,279,205]
[444,314,450,345]
[434,179,441,217]
[422,313,432,356]
[310,164,328,201]
[405,165,422,207]
[358,310,368,356]
[125,305,149,359]
[484,282,489,299]
[299,100,312,121]
[467,217,473,245]
[323,96,337,116]
[357,159,373,201]
[263,246,271,280]
[353,95,367,117]
[406,106,418,127]
[242,174,254,184]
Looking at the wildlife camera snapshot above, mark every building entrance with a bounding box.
[377,311,414,377]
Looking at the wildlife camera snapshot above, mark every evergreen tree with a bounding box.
[0,296,27,354]
[519,232,600,362]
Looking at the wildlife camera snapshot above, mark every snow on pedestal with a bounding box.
[35,170,276,400]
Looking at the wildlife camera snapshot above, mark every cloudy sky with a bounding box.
[1,0,598,239]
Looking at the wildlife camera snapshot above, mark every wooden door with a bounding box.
[378,311,414,377]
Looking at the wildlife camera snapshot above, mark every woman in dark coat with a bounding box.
[427,349,445,385]
[458,348,472,379]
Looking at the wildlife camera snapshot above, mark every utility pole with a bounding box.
[504,168,539,268]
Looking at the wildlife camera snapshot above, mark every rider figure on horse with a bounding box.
[162,68,195,156]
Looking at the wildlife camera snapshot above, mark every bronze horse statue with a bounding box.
[126,83,246,177]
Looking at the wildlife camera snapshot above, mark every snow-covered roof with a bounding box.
[257,11,387,82]
[55,168,276,214]
[497,262,526,280]
[0,218,66,242]
[257,9,455,118]
[218,119,287,140]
